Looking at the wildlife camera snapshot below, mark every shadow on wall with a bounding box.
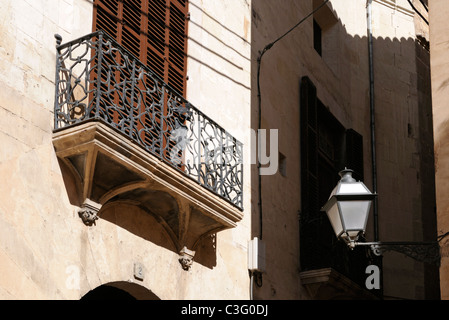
[250,0,438,300]
[57,156,218,270]
[98,199,218,270]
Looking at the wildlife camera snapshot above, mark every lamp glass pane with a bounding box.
[347,230,360,238]
[339,200,371,232]
[326,202,343,237]
[338,183,369,195]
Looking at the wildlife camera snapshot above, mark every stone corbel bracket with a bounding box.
[78,198,101,226]
[179,246,196,271]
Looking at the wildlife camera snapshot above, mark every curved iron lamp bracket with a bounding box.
[354,241,440,266]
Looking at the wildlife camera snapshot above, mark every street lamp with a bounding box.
[321,168,440,265]
[320,168,376,249]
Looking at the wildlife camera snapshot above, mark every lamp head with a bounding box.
[321,168,376,247]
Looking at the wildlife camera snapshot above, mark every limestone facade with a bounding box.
[251,0,437,299]
[0,0,252,299]
[0,0,439,300]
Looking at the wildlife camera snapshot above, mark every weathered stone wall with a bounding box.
[0,0,252,299]
[429,0,449,300]
[0,0,437,300]
[251,0,436,299]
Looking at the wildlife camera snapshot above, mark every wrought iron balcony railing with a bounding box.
[54,30,243,210]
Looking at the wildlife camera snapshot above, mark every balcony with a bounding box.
[52,31,243,270]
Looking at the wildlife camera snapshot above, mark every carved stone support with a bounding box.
[179,246,196,271]
[78,199,102,226]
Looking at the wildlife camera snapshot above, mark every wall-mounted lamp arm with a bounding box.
[353,241,440,265]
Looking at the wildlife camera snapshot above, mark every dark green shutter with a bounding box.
[300,76,320,270]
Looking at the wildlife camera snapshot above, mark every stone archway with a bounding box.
[81,281,160,300]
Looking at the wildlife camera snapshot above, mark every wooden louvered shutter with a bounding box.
[146,0,188,96]
[94,0,120,40]
[167,1,188,96]
[92,0,188,160]
[92,0,142,133]
[147,0,166,83]
[299,76,320,270]
[93,0,188,96]
[300,76,319,223]
[145,0,188,162]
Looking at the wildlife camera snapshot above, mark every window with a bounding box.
[93,0,189,96]
[312,1,339,73]
[299,76,369,286]
[313,19,322,56]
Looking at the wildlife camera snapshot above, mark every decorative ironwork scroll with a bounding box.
[54,31,243,210]
[358,241,441,265]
